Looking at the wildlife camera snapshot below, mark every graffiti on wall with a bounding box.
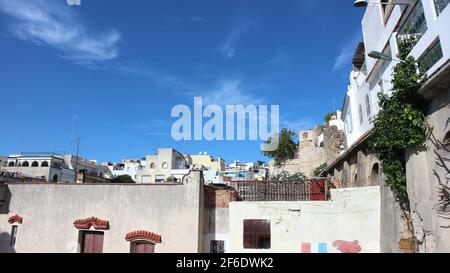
[301,240,362,253]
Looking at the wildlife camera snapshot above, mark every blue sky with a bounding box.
[0,0,364,164]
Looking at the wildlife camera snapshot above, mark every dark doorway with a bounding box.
[130,241,155,253]
[80,231,104,253]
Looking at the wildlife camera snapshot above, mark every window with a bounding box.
[210,240,225,253]
[155,175,165,183]
[150,163,155,169]
[162,162,168,169]
[10,225,18,246]
[418,39,443,73]
[52,174,58,182]
[41,161,49,167]
[80,231,104,253]
[22,161,29,167]
[31,161,39,167]
[8,162,15,167]
[359,105,364,125]
[365,95,371,117]
[130,241,155,253]
[435,0,450,15]
[243,220,271,249]
[397,1,428,50]
[381,0,394,23]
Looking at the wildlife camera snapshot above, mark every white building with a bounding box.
[136,148,191,183]
[2,153,75,183]
[343,0,450,148]
[328,110,345,131]
[104,159,145,181]
[335,0,450,252]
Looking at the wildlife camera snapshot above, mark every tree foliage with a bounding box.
[262,128,298,166]
[324,112,336,123]
[111,175,135,184]
[313,163,328,177]
[369,37,428,205]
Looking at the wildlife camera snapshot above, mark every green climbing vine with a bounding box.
[369,37,429,205]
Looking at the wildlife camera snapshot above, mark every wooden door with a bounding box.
[131,241,155,253]
[81,231,104,253]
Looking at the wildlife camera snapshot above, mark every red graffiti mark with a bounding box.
[332,240,362,253]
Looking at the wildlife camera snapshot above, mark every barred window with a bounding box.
[210,240,225,253]
[243,220,271,249]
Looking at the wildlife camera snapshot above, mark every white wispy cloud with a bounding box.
[0,0,121,63]
[221,22,260,60]
[201,80,265,106]
[281,117,315,132]
[332,31,362,72]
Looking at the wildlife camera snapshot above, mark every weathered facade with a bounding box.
[270,125,345,177]
[229,186,382,253]
[0,171,204,253]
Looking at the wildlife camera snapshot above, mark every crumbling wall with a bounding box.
[270,125,345,177]
[406,90,450,253]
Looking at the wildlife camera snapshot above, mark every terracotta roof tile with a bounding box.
[8,215,23,224]
[73,216,110,230]
[125,230,162,243]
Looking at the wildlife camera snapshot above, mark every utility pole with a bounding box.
[74,137,81,183]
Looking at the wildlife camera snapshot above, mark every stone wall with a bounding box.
[322,138,414,253]
[270,125,345,177]
[406,89,450,253]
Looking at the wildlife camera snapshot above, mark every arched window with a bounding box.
[150,163,155,169]
[8,161,15,167]
[359,105,364,125]
[31,161,39,167]
[41,161,49,167]
[370,163,380,186]
[52,174,58,182]
[162,162,168,169]
[22,161,29,167]
[366,95,371,117]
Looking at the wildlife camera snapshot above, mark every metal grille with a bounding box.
[210,240,225,253]
[418,39,443,73]
[435,0,450,15]
[396,2,428,48]
[229,179,330,202]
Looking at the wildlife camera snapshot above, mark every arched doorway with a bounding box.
[370,163,381,186]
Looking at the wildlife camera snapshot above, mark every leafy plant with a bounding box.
[313,163,328,177]
[369,37,428,206]
[324,112,336,123]
[272,171,307,182]
[262,128,298,166]
[111,175,135,184]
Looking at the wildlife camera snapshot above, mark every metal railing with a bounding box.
[435,0,450,15]
[229,179,331,202]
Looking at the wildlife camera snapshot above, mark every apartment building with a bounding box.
[325,0,450,252]
[2,153,75,183]
[136,148,191,183]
